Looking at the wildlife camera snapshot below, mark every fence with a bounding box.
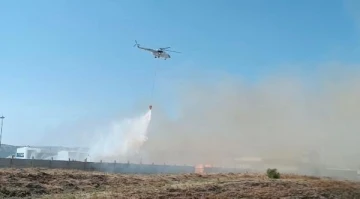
[0,158,357,181]
[0,157,241,174]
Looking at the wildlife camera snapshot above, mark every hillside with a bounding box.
[0,168,359,199]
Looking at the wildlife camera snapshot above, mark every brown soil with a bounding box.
[0,168,359,198]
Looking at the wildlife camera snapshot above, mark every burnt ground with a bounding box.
[0,168,359,198]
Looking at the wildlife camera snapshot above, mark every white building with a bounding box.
[15,147,42,159]
[14,147,88,161]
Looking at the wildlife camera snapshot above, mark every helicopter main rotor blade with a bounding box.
[160,47,171,50]
[165,50,181,53]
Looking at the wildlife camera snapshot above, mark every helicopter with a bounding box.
[133,40,180,60]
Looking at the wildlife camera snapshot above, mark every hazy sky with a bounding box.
[0,0,359,146]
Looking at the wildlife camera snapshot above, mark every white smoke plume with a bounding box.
[88,109,152,162]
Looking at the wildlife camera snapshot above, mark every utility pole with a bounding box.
[0,115,4,148]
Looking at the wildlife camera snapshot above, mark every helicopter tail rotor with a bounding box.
[133,40,140,47]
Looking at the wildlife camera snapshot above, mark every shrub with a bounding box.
[266,168,280,179]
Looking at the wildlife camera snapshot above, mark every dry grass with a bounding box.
[0,168,359,198]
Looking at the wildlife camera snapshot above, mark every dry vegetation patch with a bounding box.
[0,168,358,198]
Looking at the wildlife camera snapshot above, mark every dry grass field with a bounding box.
[0,168,359,199]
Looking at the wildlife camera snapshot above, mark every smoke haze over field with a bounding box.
[38,63,360,169]
[142,64,360,168]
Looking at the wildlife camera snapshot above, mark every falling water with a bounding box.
[89,109,152,162]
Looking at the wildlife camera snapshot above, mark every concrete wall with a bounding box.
[0,158,358,181]
[0,157,196,174]
[0,157,246,174]
[204,167,246,174]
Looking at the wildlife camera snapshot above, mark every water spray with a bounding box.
[89,107,152,162]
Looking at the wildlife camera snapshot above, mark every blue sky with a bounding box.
[0,0,359,146]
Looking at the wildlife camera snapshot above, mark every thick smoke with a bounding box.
[143,64,360,169]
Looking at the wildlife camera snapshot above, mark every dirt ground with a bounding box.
[0,168,359,199]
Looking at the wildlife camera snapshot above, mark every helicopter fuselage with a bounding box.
[153,50,170,59]
[135,43,172,60]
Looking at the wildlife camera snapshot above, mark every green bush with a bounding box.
[266,168,280,179]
